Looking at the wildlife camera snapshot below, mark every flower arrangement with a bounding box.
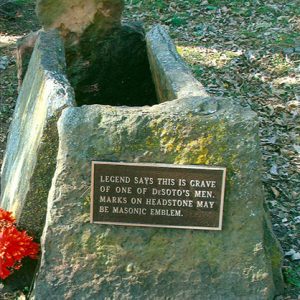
[0,208,39,280]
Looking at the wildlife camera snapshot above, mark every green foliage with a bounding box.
[170,15,187,27]
[0,0,31,6]
[192,65,204,77]
[283,266,300,288]
[153,0,168,10]
[206,5,218,11]
[14,0,31,4]
[0,0,32,19]
[275,32,300,47]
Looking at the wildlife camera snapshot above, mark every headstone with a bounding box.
[27,26,283,299]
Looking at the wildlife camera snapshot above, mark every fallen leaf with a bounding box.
[271,186,280,198]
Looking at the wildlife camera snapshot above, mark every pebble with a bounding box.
[285,249,296,256]
[294,216,300,224]
[283,48,294,55]
[0,56,9,70]
[17,294,26,300]
[126,263,134,272]
[291,252,300,261]
[283,47,300,54]
[270,164,279,175]
[285,249,300,261]
[245,50,257,62]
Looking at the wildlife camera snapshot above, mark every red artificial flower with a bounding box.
[0,209,15,224]
[0,209,39,280]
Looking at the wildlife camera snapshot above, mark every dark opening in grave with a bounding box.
[65,23,158,107]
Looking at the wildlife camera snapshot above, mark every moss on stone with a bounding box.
[18,115,59,238]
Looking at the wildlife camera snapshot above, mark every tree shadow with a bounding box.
[0,0,40,36]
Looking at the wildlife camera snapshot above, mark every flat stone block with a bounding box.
[0,30,75,238]
[32,95,283,299]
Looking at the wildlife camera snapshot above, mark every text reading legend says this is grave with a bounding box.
[91,162,226,230]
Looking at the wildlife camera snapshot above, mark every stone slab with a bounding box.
[146,25,209,102]
[0,30,75,238]
[32,95,283,299]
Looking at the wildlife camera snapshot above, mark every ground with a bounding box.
[0,0,299,299]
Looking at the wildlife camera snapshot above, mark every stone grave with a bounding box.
[0,1,283,299]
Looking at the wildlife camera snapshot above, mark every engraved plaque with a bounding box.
[91,162,226,230]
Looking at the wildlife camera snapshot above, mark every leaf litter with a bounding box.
[123,0,300,297]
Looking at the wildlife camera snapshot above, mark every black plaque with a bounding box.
[91,162,226,230]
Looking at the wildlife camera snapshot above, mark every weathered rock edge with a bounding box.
[146,25,208,102]
[32,26,283,299]
[0,30,75,238]
[32,97,283,299]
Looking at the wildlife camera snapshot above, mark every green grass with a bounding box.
[284,266,300,288]
[275,32,300,47]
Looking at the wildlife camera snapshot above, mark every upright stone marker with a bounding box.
[32,97,282,299]
[31,26,283,299]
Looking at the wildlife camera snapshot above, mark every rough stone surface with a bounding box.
[16,30,40,89]
[1,23,282,298]
[146,25,209,102]
[0,30,75,238]
[36,0,124,40]
[32,95,283,299]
